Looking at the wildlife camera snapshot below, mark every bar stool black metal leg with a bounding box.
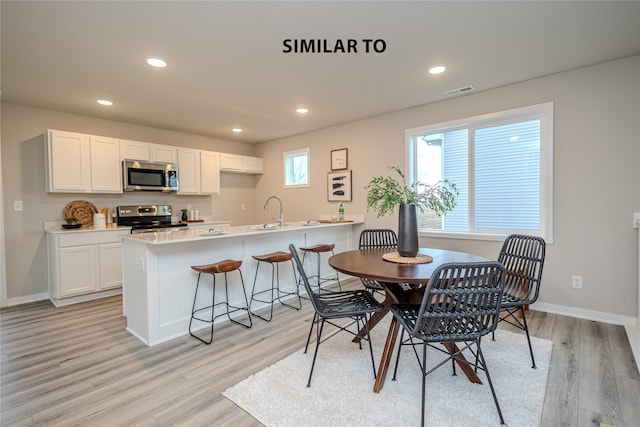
[189,271,217,345]
[250,261,275,321]
[300,250,341,293]
[224,270,252,329]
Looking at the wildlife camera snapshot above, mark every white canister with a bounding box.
[93,213,106,229]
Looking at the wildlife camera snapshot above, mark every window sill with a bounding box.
[419,230,551,244]
[419,230,509,242]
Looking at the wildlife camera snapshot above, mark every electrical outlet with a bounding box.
[13,200,23,211]
[572,275,583,289]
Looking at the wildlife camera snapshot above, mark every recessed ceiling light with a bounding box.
[428,65,447,75]
[145,56,167,68]
[97,99,113,106]
[232,128,243,133]
[296,108,309,114]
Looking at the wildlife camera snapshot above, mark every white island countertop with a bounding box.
[121,219,363,245]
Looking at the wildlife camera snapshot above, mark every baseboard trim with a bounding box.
[533,302,637,326]
[4,292,50,307]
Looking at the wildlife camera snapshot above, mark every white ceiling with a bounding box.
[2,1,639,144]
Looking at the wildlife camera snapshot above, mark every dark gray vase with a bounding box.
[397,204,419,257]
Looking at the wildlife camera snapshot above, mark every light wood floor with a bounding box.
[2,279,639,426]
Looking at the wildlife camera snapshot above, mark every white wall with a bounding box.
[0,103,262,303]
[254,56,640,321]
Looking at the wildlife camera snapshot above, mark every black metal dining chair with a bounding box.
[494,234,546,368]
[289,243,384,387]
[390,261,507,426]
[358,229,398,295]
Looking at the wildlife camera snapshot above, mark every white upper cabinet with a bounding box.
[177,148,201,194]
[90,135,122,193]
[220,153,244,171]
[243,156,264,173]
[120,140,177,163]
[200,150,221,195]
[46,130,91,192]
[120,139,150,161]
[220,153,264,174]
[46,129,258,194]
[178,148,220,195]
[46,130,121,193]
[150,144,177,163]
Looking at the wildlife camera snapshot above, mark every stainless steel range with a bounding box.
[117,205,188,233]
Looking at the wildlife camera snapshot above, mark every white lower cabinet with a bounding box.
[99,243,124,290]
[48,229,128,306]
[58,245,98,296]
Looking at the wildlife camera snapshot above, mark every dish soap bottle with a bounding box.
[338,202,344,221]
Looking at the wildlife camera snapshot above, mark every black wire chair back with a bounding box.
[409,261,506,342]
[358,229,398,293]
[498,234,546,308]
[359,228,398,249]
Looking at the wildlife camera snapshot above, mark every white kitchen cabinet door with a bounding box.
[120,139,150,161]
[151,144,177,163]
[220,153,244,171]
[243,156,264,173]
[90,135,122,193]
[220,153,264,174]
[99,243,123,290]
[59,245,98,297]
[177,148,201,194]
[200,150,221,195]
[46,130,91,192]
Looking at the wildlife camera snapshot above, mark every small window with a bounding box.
[283,148,310,188]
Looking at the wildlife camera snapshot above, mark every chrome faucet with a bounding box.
[264,195,285,226]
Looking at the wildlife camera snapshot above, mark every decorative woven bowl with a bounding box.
[63,200,97,228]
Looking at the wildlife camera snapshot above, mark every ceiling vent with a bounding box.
[444,85,475,96]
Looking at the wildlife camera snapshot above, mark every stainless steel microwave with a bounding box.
[123,160,179,192]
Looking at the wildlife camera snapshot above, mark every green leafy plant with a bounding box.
[65,215,77,223]
[365,166,458,218]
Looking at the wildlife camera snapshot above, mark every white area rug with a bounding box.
[223,320,552,427]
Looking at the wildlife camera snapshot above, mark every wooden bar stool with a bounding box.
[249,251,301,321]
[299,243,341,294]
[189,259,252,344]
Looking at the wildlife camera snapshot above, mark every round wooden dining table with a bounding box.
[329,247,489,392]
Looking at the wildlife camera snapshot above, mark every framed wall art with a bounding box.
[330,148,348,171]
[327,170,352,202]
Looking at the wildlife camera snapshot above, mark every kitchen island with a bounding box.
[121,218,365,346]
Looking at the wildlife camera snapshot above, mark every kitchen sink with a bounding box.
[248,223,292,230]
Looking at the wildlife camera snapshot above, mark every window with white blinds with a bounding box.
[407,102,553,241]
